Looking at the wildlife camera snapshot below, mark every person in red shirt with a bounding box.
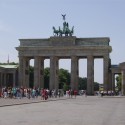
[41,88,45,100]
[74,90,77,98]
[68,89,71,98]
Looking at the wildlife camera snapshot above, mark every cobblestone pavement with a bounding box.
[0,96,125,125]
[0,96,68,107]
[0,95,124,107]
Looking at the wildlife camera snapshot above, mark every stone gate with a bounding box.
[16,36,112,95]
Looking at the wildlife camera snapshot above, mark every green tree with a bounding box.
[44,67,50,89]
[43,68,70,89]
[29,66,34,88]
[78,77,87,90]
[116,75,121,91]
[59,68,70,89]
[79,77,99,91]
[94,82,99,91]
[63,83,69,92]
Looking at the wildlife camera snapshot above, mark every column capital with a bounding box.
[87,55,94,60]
[103,54,109,59]
[121,69,125,73]
[71,56,79,61]
[50,56,58,60]
[19,56,30,60]
[34,56,44,59]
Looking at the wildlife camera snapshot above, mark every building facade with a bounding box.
[0,65,18,88]
[111,62,125,95]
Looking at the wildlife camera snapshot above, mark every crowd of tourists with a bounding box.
[0,87,39,99]
[0,87,78,100]
[1,87,118,100]
[98,90,117,97]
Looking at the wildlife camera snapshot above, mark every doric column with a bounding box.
[87,55,94,95]
[108,58,112,90]
[34,57,44,89]
[23,57,30,88]
[13,71,16,87]
[103,55,109,92]
[34,56,40,88]
[0,73,2,88]
[108,71,112,91]
[0,73,1,92]
[50,56,59,90]
[40,58,44,89]
[71,56,79,91]
[18,56,24,87]
[121,70,125,95]
[111,73,115,92]
[1,73,3,87]
[4,73,6,87]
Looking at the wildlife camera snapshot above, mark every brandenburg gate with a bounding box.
[16,15,112,95]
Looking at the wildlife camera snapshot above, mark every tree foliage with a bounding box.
[44,67,50,89]
[28,67,100,90]
[78,77,87,90]
[94,82,100,91]
[116,75,121,91]
[63,83,69,92]
[29,66,34,88]
[59,68,70,89]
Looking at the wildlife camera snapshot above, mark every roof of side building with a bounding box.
[0,65,18,69]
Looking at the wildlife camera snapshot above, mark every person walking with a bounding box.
[41,88,45,100]
[74,90,77,98]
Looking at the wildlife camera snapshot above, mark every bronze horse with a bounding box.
[52,26,59,36]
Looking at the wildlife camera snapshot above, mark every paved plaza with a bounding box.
[0,96,125,125]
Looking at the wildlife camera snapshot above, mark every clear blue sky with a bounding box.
[0,0,125,83]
